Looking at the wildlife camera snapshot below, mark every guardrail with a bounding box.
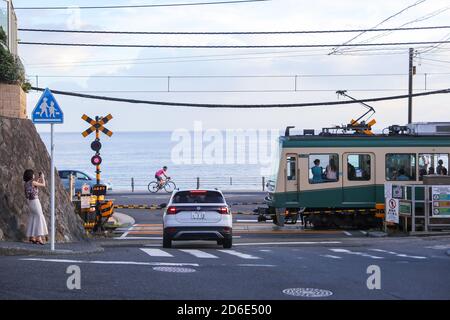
[124,176,269,192]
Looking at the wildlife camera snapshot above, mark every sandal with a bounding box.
[29,239,37,244]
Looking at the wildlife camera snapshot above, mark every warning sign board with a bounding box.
[386,198,399,224]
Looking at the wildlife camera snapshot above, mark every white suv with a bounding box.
[162,189,232,249]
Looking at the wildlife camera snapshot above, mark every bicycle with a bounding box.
[148,177,176,193]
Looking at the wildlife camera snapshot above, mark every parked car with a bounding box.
[162,189,232,249]
[58,170,113,193]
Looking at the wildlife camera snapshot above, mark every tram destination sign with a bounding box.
[432,186,450,217]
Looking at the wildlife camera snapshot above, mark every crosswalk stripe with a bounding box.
[321,254,342,259]
[180,249,218,259]
[369,249,427,259]
[330,248,384,259]
[218,250,261,260]
[140,248,173,257]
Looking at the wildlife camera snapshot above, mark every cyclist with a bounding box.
[155,166,169,187]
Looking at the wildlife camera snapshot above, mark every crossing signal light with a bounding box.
[91,155,102,166]
[91,140,102,152]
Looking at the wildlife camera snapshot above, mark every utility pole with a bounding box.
[408,48,415,124]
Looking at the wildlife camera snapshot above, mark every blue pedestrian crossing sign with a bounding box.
[32,88,64,124]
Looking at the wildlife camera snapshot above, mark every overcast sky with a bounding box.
[12,0,450,133]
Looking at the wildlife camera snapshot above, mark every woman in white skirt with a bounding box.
[23,169,48,245]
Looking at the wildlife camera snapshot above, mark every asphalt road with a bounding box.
[1,192,449,300]
[1,236,449,299]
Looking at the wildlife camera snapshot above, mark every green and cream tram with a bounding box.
[263,123,450,228]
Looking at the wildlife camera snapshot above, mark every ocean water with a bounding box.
[39,131,279,191]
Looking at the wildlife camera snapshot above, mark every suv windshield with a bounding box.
[172,191,225,204]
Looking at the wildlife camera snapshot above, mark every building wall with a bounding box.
[0,0,17,55]
[0,83,27,119]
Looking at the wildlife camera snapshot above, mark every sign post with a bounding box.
[32,88,64,251]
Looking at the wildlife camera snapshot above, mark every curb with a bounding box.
[0,242,104,256]
[408,231,450,237]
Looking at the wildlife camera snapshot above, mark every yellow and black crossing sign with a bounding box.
[82,114,113,137]
[81,114,114,233]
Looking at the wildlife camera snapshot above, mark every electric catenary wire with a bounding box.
[14,0,270,10]
[18,40,450,49]
[30,87,450,108]
[18,25,450,35]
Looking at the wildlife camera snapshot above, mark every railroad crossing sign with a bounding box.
[81,114,113,137]
[81,114,114,232]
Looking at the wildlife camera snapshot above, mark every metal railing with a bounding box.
[125,176,268,192]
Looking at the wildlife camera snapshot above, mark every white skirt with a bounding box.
[26,199,49,237]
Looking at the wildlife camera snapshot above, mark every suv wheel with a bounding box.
[163,235,172,248]
[222,238,232,249]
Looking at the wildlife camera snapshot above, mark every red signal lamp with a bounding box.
[91,155,102,166]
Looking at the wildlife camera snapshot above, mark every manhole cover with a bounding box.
[152,267,196,273]
[282,288,333,298]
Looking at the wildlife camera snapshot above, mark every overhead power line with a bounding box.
[26,72,450,79]
[15,0,269,10]
[329,0,427,55]
[18,40,450,49]
[30,87,450,108]
[18,25,450,35]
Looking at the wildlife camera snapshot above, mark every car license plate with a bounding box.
[191,212,205,220]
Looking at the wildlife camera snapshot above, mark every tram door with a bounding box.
[284,154,299,204]
[342,153,376,205]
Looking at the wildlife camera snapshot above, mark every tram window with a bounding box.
[419,154,449,180]
[309,154,339,184]
[385,154,416,181]
[286,156,296,181]
[347,154,371,181]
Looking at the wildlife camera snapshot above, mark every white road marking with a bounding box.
[114,237,163,240]
[140,248,173,257]
[343,231,352,236]
[180,249,218,259]
[119,225,134,239]
[369,249,427,259]
[321,255,343,259]
[20,258,199,267]
[234,241,341,246]
[237,264,275,267]
[359,230,368,235]
[330,248,384,259]
[259,249,272,252]
[218,250,261,260]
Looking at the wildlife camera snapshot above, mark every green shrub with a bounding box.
[0,26,6,45]
[0,34,31,93]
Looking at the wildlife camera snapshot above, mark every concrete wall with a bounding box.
[0,83,27,119]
